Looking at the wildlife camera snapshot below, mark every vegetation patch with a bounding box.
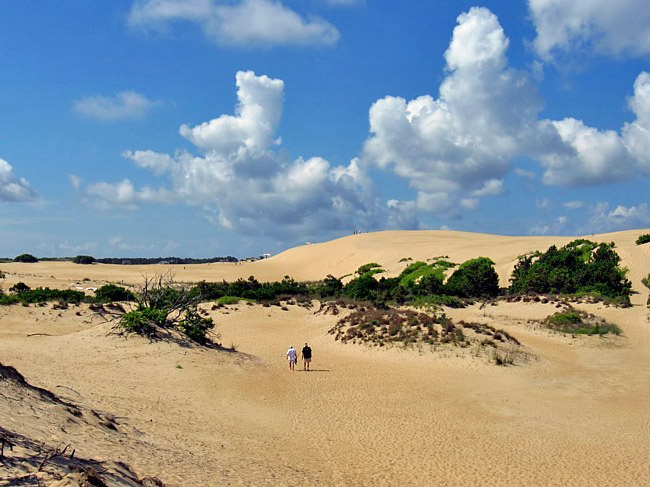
[0,283,85,305]
[635,234,650,245]
[509,239,631,304]
[215,295,252,305]
[544,308,622,336]
[94,284,135,302]
[116,273,217,345]
[72,254,96,264]
[14,253,38,263]
[328,305,525,365]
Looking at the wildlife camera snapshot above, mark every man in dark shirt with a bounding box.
[301,342,312,371]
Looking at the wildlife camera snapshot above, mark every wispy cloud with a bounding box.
[128,0,340,47]
[74,91,156,121]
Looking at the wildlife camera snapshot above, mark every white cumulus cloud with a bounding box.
[539,71,650,185]
[0,158,37,202]
[529,0,650,60]
[74,91,156,121]
[128,0,340,47]
[86,71,393,237]
[363,6,650,205]
[363,7,541,211]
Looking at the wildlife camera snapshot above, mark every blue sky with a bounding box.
[1,0,649,258]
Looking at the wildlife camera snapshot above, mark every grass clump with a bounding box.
[545,308,622,336]
[215,295,250,305]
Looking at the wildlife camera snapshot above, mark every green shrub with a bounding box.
[176,310,214,344]
[356,263,384,277]
[73,255,96,264]
[509,240,631,301]
[314,274,343,298]
[0,294,19,305]
[343,273,379,301]
[636,234,650,245]
[120,308,167,335]
[546,309,621,336]
[94,284,134,302]
[3,287,85,304]
[14,253,38,263]
[9,282,30,294]
[445,257,499,298]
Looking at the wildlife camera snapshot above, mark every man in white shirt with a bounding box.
[286,345,297,371]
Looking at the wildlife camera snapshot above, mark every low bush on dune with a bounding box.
[328,305,525,364]
[215,295,251,305]
[327,257,497,309]
[190,275,309,304]
[642,274,650,306]
[509,239,631,304]
[117,273,216,345]
[636,234,650,245]
[544,308,621,336]
[94,283,134,303]
[0,283,85,306]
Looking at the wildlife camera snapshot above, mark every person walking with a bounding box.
[301,342,312,371]
[286,345,297,371]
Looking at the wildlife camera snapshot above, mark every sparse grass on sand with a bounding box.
[544,308,622,336]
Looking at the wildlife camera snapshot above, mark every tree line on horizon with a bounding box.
[0,254,239,264]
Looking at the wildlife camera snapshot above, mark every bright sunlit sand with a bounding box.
[1,229,650,485]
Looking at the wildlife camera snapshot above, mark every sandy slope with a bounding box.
[1,229,649,485]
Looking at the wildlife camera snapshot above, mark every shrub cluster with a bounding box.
[190,275,308,303]
[509,240,631,302]
[0,282,85,305]
[0,282,134,307]
[118,275,215,344]
[636,234,650,245]
[337,257,498,307]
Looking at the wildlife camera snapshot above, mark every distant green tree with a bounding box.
[14,253,38,263]
[73,255,96,264]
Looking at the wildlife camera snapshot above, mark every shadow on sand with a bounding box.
[296,369,330,372]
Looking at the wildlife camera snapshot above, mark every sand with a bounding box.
[1,229,649,485]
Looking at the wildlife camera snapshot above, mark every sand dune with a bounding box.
[1,229,650,485]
